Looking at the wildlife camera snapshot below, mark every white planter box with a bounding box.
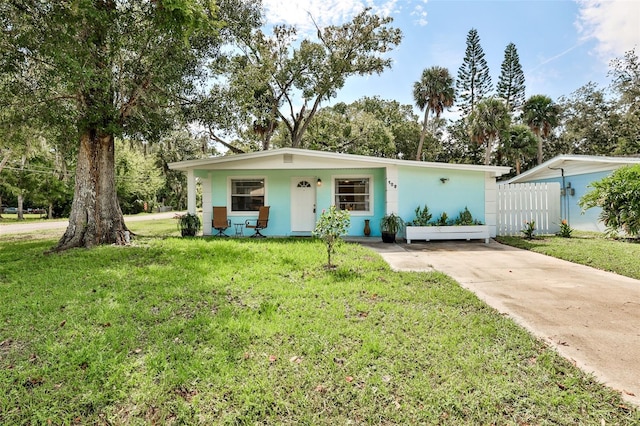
[405,225,490,244]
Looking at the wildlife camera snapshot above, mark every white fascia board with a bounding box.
[168,148,512,176]
[507,155,640,183]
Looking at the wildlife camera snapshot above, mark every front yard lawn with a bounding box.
[496,231,640,280]
[0,224,638,424]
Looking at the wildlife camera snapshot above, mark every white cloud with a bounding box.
[576,0,640,60]
[262,0,401,33]
[410,4,428,26]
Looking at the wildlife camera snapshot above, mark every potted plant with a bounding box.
[177,212,201,237]
[380,212,405,243]
[405,206,489,244]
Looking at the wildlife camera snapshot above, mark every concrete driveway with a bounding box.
[362,239,640,407]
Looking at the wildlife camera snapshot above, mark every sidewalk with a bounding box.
[361,239,640,407]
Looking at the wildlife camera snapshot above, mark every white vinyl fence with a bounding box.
[497,182,561,236]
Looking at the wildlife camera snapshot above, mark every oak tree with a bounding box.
[1,0,260,250]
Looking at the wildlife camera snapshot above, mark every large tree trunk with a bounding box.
[55,129,127,251]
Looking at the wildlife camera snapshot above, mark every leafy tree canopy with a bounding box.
[1,0,261,250]
[579,165,640,238]
[199,8,402,151]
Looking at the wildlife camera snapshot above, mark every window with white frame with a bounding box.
[230,178,265,212]
[334,177,371,212]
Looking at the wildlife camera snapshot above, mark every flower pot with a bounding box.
[381,231,396,243]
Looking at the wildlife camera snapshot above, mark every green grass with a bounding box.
[496,231,640,280]
[0,213,55,223]
[0,223,638,424]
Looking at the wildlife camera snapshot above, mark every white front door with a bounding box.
[291,177,317,233]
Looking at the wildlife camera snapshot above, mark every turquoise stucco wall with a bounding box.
[397,167,486,225]
[525,171,611,232]
[206,168,386,237]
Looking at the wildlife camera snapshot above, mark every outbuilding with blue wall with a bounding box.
[506,155,640,232]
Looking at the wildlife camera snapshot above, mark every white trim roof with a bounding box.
[506,155,640,183]
[168,148,512,177]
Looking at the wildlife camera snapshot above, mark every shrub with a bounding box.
[435,212,449,226]
[313,205,351,268]
[454,206,476,225]
[410,205,432,226]
[579,165,640,238]
[521,220,536,239]
[558,219,573,238]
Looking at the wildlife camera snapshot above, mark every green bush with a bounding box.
[313,205,351,267]
[410,204,432,226]
[579,165,640,237]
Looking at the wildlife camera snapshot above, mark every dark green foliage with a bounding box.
[380,212,405,233]
[522,95,560,164]
[456,29,493,116]
[454,206,475,225]
[497,43,526,112]
[498,124,538,175]
[177,212,202,236]
[410,205,433,226]
[579,165,640,237]
[468,97,510,165]
[413,66,455,160]
[436,211,449,226]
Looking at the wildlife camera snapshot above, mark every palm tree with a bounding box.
[522,95,560,164]
[413,66,455,161]
[468,97,510,165]
[499,124,537,175]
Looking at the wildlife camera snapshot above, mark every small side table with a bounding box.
[233,223,244,237]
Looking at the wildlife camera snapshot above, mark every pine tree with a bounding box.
[497,43,526,112]
[456,28,492,116]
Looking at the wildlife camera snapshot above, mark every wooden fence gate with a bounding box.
[497,182,561,236]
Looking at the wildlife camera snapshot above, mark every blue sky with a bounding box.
[262,0,640,111]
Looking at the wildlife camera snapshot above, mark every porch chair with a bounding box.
[212,206,231,237]
[245,206,270,238]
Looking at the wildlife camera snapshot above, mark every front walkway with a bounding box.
[360,239,640,407]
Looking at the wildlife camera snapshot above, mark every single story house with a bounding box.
[168,148,511,238]
[506,155,640,232]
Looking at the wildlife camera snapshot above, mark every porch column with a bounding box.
[187,169,196,215]
[201,174,212,236]
[485,173,497,237]
[385,165,399,214]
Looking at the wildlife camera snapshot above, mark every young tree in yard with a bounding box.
[1,1,260,250]
[313,205,351,269]
[457,29,493,116]
[413,66,455,161]
[579,165,640,238]
[497,43,526,113]
[206,9,402,150]
[468,98,510,165]
[522,94,560,165]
